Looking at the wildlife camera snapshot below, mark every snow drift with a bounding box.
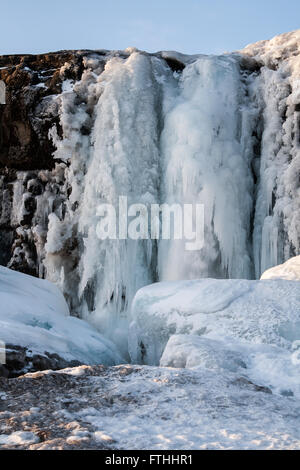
[0,266,124,370]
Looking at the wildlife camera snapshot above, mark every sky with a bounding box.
[0,0,299,55]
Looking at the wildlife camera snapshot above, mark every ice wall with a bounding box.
[159,55,257,280]
[242,30,300,277]
[44,52,258,349]
[45,52,173,354]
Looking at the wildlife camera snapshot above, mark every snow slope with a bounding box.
[0,266,124,366]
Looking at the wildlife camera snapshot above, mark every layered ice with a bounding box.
[46,52,171,356]
[44,50,260,352]
[75,53,166,353]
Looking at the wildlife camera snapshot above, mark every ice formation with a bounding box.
[41,33,298,352]
[1,31,299,357]
[242,30,300,276]
[158,55,256,280]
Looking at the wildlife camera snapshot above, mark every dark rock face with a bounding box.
[0,164,66,276]
[0,344,81,378]
[0,51,87,276]
[0,51,85,170]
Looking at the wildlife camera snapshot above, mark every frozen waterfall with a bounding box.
[158,55,257,280]
[42,45,299,353]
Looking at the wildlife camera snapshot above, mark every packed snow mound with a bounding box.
[0,266,124,366]
[130,278,300,397]
[261,256,300,280]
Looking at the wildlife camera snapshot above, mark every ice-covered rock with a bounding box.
[241,29,300,68]
[160,333,300,398]
[261,255,300,280]
[0,266,124,375]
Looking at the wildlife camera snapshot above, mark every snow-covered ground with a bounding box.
[0,266,124,369]
[0,263,299,449]
[0,364,299,450]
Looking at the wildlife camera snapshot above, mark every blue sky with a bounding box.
[0,0,299,55]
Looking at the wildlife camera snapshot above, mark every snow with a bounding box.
[159,50,203,66]
[62,365,300,450]
[1,363,299,450]
[130,278,300,398]
[160,334,248,370]
[241,29,300,68]
[0,431,39,446]
[0,266,124,366]
[261,255,300,280]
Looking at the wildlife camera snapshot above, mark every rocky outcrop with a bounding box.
[0,344,80,378]
[0,51,93,275]
[0,51,85,170]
